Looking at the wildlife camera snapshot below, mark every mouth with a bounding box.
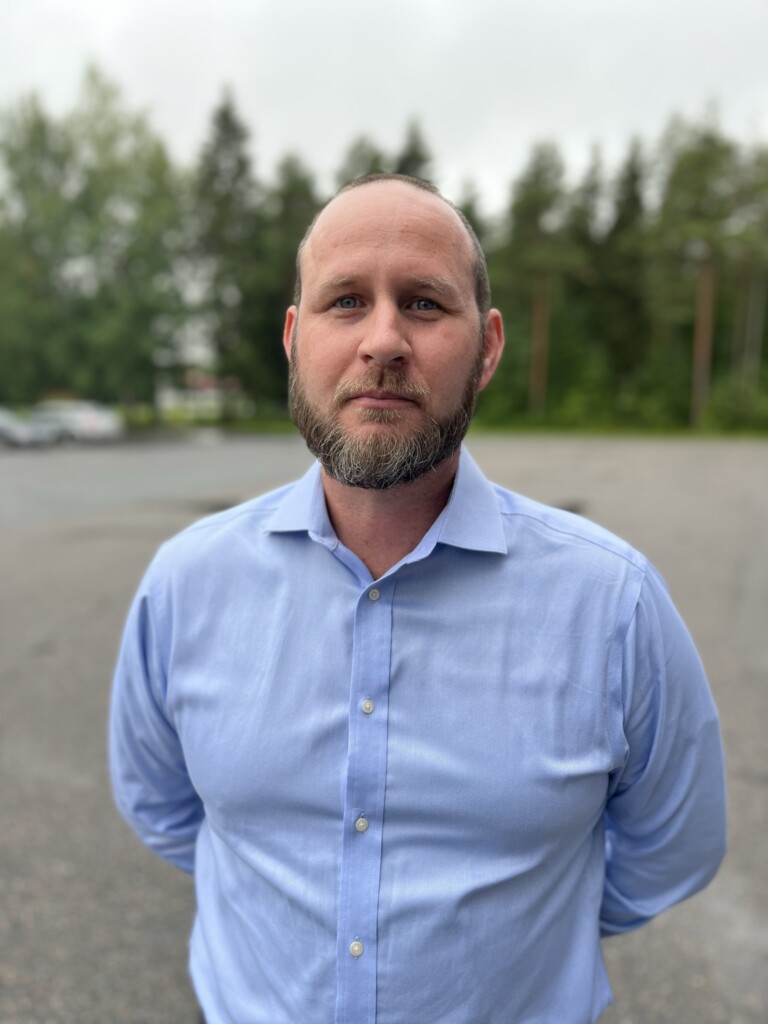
[333,371,430,413]
[346,390,420,409]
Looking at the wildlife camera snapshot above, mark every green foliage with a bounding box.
[0,68,184,405]
[393,120,433,181]
[456,181,488,247]
[191,92,261,410]
[242,153,320,403]
[0,76,765,430]
[704,370,768,430]
[333,121,434,188]
[335,136,388,186]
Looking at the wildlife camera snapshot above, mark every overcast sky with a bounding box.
[1,0,767,212]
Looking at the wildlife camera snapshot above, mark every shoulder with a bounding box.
[146,478,301,585]
[485,482,661,642]
[492,484,647,576]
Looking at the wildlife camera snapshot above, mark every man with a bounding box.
[109,174,726,1024]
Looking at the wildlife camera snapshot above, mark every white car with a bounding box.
[0,406,57,447]
[30,401,125,443]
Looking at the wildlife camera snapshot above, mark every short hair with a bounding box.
[293,173,491,321]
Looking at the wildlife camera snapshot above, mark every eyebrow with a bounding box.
[316,275,465,305]
[318,276,361,292]
[410,277,464,305]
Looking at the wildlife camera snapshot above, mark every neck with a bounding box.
[321,452,460,580]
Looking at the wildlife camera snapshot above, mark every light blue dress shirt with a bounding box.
[109,448,726,1024]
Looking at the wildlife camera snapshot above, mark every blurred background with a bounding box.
[1,3,766,1023]
[0,0,767,432]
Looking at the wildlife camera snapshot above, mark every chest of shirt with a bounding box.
[162,542,624,857]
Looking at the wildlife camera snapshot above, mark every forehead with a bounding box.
[300,182,475,293]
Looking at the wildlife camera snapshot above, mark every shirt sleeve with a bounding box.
[108,558,203,874]
[600,562,727,936]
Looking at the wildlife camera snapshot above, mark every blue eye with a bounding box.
[411,298,438,311]
[335,296,359,309]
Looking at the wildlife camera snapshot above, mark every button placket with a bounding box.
[335,580,392,1023]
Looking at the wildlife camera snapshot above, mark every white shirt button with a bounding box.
[355,816,369,833]
[361,699,375,715]
[349,940,364,958]
[368,588,380,602]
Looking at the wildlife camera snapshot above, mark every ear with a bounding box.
[477,309,505,392]
[283,305,298,361]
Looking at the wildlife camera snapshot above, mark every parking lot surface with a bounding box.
[1,433,766,1023]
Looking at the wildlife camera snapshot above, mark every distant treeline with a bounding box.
[1,68,766,430]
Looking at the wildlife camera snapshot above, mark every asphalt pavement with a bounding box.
[1,432,766,1024]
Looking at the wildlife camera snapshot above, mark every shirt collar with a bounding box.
[436,447,507,554]
[265,445,507,556]
[264,460,336,546]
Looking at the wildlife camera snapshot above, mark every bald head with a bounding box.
[293,174,491,322]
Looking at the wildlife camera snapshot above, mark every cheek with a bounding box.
[313,359,349,395]
[426,356,477,404]
[296,335,347,387]
[298,355,356,411]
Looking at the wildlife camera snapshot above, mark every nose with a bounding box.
[357,302,411,367]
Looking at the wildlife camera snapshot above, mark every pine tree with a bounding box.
[506,143,567,413]
[393,121,433,181]
[335,136,388,187]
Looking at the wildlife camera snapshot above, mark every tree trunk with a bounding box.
[690,256,716,427]
[528,275,551,413]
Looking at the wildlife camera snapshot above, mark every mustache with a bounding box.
[333,369,430,411]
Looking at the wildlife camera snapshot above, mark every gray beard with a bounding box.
[288,360,482,490]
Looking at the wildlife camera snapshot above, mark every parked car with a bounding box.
[0,406,57,448]
[30,400,125,443]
